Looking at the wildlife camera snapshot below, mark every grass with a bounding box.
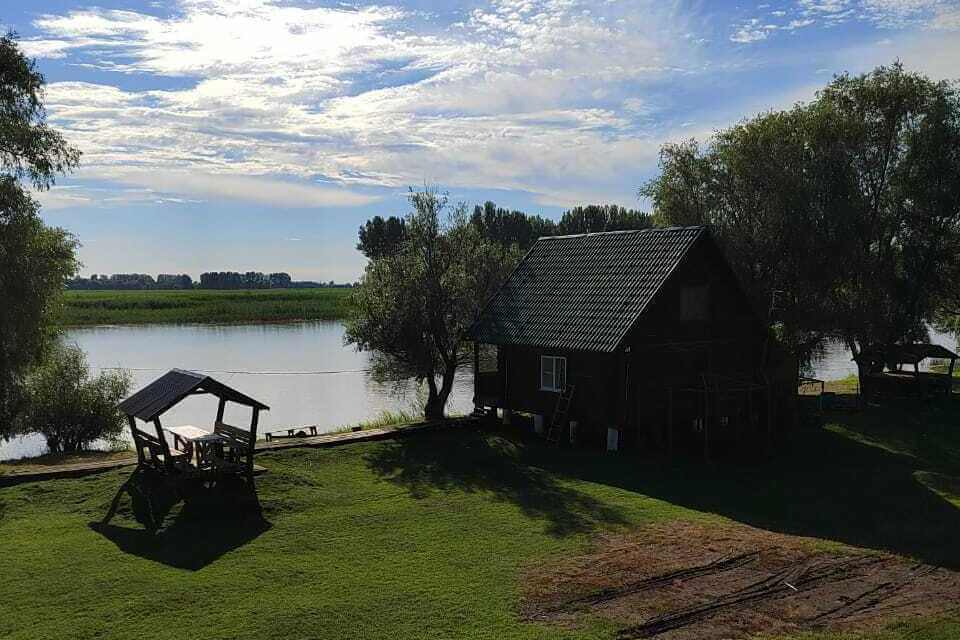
[57,288,354,326]
[2,397,960,639]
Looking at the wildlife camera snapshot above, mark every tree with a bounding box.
[642,63,960,379]
[346,187,519,419]
[469,201,557,250]
[357,215,408,259]
[0,33,80,435]
[16,341,130,454]
[556,204,653,235]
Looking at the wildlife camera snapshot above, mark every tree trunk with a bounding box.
[424,374,444,421]
[423,364,458,421]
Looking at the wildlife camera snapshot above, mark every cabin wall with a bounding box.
[499,345,620,437]
[629,239,762,348]
[623,240,772,449]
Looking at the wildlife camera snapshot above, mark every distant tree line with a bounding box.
[357,203,652,259]
[67,271,354,290]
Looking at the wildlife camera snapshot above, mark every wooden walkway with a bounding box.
[0,418,474,485]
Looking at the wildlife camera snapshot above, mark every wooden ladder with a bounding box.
[546,384,576,445]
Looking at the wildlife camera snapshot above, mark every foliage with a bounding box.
[15,341,130,454]
[0,33,80,190]
[199,271,293,289]
[58,288,353,326]
[357,215,408,259]
[346,187,519,419]
[0,33,81,435]
[642,63,960,372]
[469,201,557,250]
[556,204,653,235]
[360,201,652,260]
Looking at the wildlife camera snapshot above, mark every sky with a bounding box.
[8,0,960,282]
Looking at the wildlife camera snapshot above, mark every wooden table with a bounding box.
[166,425,227,471]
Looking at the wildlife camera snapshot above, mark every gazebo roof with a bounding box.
[857,343,959,365]
[886,343,959,364]
[118,368,269,421]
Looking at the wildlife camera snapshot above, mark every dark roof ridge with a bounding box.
[537,225,706,241]
[469,225,709,352]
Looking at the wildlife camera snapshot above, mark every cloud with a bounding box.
[110,170,381,207]
[735,0,959,46]
[730,18,777,43]
[28,0,704,208]
[838,28,960,81]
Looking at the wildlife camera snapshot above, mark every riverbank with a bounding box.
[58,288,354,326]
[0,417,471,483]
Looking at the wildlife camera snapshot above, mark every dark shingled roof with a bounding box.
[469,226,706,352]
[118,369,269,421]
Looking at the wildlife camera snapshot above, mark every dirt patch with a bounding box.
[523,520,960,639]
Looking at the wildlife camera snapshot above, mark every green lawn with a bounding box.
[58,288,354,326]
[2,399,960,639]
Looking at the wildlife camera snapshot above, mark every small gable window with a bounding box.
[540,356,567,392]
[680,284,709,322]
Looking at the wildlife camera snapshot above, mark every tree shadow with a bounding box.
[90,468,271,570]
[532,404,960,570]
[364,428,629,537]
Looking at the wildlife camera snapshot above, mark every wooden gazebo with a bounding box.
[857,343,958,399]
[118,369,269,478]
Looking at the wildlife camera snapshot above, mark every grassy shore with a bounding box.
[57,288,354,326]
[2,397,960,639]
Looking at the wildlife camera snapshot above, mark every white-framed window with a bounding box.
[540,355,567,392]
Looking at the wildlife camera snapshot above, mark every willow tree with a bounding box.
[643,63,960,380]
[0,33,80,435]
[346,187,518,420]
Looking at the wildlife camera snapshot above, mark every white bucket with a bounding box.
[533,414,544,435]
[607,427,619,452]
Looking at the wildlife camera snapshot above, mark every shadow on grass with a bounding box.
[90,468,271,570]
[530,399,960,570]
[364,429,629,537]
[365,398,960,568]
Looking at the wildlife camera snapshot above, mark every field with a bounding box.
[2,397,960,639]
[58,288,354,326]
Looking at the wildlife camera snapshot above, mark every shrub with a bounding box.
[18,342,131,455]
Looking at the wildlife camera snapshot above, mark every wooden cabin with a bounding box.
[469,226,785,455]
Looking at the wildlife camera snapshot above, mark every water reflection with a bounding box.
[0,322,474,461]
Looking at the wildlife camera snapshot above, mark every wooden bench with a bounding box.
[264,425,319,441]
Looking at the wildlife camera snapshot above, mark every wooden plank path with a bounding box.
[0,417,475,485]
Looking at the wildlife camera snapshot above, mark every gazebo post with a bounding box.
[948,357,957,398]
[247,408,260,479]
[216,397,226,424]
[127,415,144,466]
[153,417,174,473]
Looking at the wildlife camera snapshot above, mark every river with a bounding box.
[0,322,474,461]
[1,321,956,461]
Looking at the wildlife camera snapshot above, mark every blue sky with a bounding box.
[9,0,960,281]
